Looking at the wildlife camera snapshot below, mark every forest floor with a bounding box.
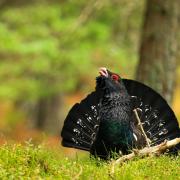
[0,142,179,179]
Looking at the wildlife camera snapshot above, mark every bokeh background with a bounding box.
[0,0,179,155]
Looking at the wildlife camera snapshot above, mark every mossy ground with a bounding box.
[0,142,179,179]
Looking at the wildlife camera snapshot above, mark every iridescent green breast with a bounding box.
[99,119,134,146]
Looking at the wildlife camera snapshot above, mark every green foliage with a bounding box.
[0,1,144,101]
[0,142,179,179]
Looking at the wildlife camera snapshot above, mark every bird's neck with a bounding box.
[100,90,132,119]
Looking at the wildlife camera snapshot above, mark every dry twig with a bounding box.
[73,165,83,180]
[133,109,151,147]
[110,138,180,175]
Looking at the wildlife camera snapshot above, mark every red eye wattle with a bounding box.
[111,74,119,81]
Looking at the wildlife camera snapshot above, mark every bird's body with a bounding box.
[61,68,180,159]
[91,76,145,158]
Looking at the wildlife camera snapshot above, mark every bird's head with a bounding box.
[96,67,125,93]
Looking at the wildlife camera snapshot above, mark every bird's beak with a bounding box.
[99,67,108,77]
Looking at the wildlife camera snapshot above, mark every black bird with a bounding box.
[61,67,180,159]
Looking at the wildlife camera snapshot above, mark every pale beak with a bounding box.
[99,67,108,77]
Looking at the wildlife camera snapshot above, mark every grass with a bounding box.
[0,142,179,179]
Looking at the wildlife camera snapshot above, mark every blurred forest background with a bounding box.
[0,0,179,150]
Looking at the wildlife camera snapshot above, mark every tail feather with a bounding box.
[123,79,180,151]
[61,91,102,151]
[63,104,95,134]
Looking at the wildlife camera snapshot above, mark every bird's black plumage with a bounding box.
[61,68,180,159]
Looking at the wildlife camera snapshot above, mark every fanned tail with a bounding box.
[61,90,102,151]
[123,79,180,152]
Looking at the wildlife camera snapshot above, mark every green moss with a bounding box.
[0,143,179,179]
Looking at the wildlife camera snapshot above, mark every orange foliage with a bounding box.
[173,85,180,123]
[0,101,13,128]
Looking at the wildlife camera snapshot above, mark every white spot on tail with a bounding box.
[133,133,138,141]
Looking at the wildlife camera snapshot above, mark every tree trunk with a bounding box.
[34,95,64,135]
[136,0,179,104]
[16,94,64,135]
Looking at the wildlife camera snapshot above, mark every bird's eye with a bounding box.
[111,74,119,81]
